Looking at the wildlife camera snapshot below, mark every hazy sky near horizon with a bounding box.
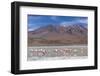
[28,15,88,31]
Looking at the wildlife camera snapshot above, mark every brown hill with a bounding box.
[28,24,87,46]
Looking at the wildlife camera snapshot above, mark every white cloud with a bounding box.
[77,19,88,24]
[28,28,34,31]
[60,21,75,26]
[60,18,87,27]
[50,16,58,21]
[28,24,39,31]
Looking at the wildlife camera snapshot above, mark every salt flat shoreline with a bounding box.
[28,45,87,49]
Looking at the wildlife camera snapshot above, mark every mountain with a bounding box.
[28,24,87,46]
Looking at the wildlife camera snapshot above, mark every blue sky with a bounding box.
[28,15,88,31]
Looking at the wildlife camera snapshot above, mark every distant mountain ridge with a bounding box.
[29,24,87,35]
[28,24,87,46]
